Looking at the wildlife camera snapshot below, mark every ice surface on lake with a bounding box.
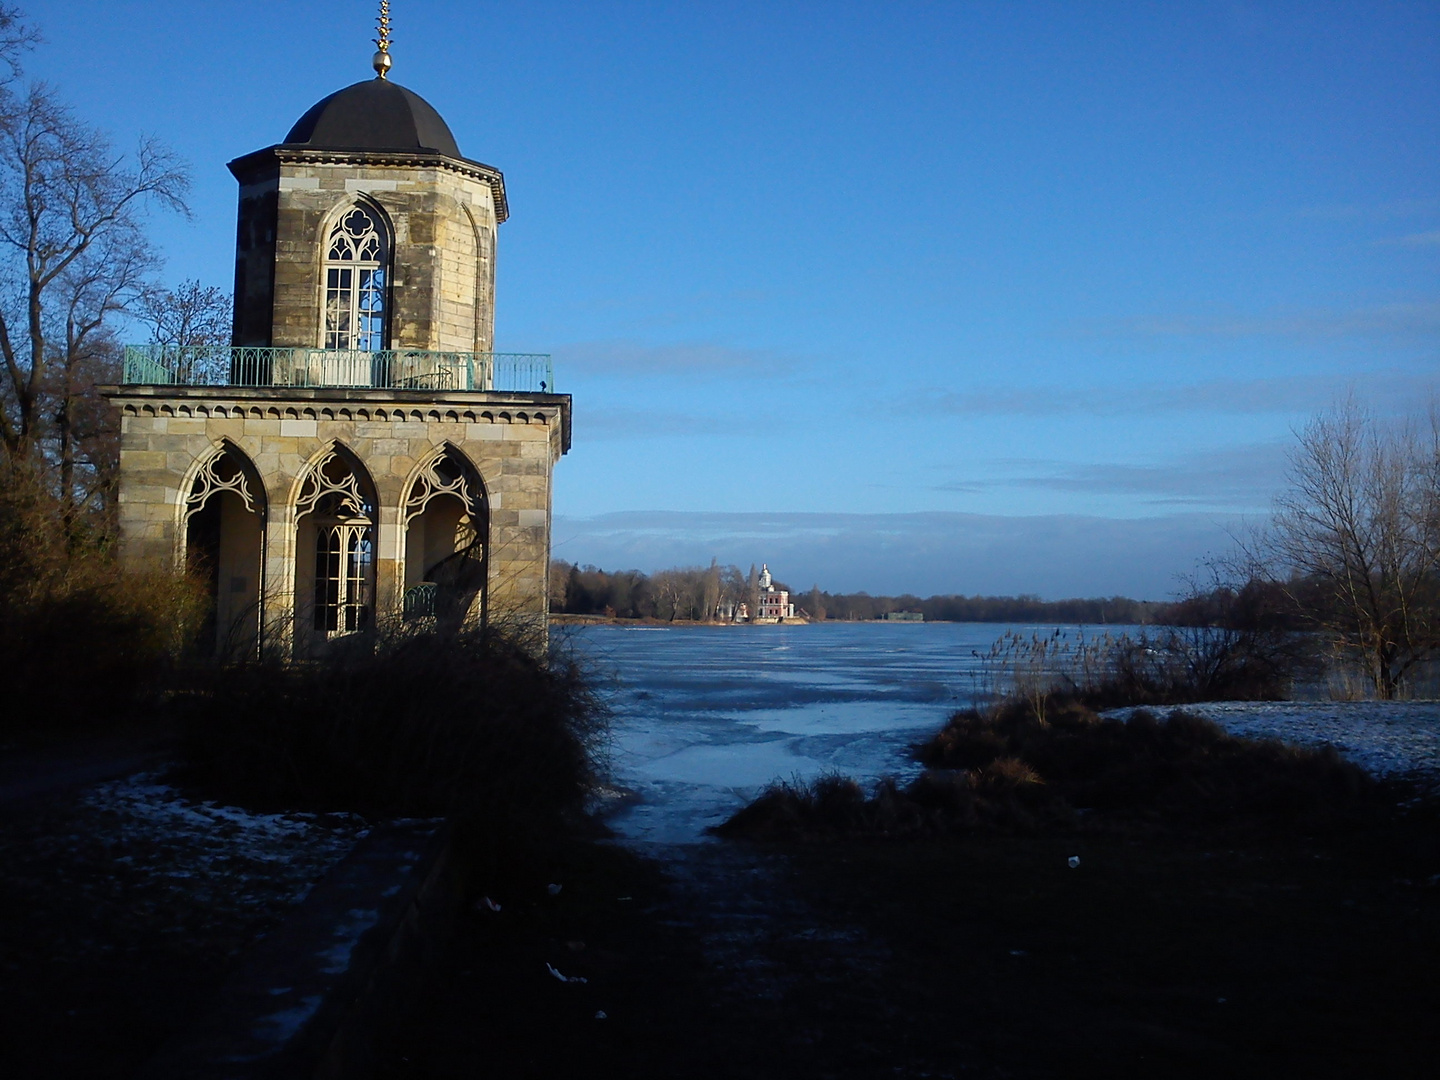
[569,622,1069,843]
[567,623,1440,843]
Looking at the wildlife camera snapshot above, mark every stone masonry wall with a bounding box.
[108,388,567,651]
[231,158,496,354]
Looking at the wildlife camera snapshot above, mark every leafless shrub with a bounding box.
[1260,399,1440,699]
[0,458,206,731]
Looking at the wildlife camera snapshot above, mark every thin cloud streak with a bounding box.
[934,444,1288,510]
[923,369,1437,419]
[577,407,734,439]
[1085,300,1440,342]
[1295,197,1440,222]
[1375,230,1440,248]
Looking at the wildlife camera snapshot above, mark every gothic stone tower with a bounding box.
[102,42,569,658]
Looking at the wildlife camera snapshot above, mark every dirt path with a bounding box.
[379,818,1440,1080]
[376,839,988,1080]
[0,760,362,1080]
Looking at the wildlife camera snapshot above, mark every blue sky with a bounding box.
[22,1,1439,598]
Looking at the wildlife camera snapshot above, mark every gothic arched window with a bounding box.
[295,448,378,638]
[323,205,390,352]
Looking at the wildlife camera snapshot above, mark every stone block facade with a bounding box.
[105,73,567,658]
[108,385,569,654]
[229,149,500,354]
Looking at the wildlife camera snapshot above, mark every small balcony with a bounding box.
[121,345,554,394]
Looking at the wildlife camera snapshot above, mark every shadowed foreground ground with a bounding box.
[376,816,1440,1080]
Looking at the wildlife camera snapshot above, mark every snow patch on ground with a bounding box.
[252,994,325,1046]
[1,769,367,963]
[1113,701,1440,784]
[67,771,365,915]
[0,765,370,1044]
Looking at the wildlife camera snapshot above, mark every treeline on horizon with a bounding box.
[549,560,1180,625]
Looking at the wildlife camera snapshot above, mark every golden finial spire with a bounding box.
[372,1,394,79]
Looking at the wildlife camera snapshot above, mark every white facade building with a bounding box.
[755,564,795,621]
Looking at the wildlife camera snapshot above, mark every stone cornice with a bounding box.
[227,145,509,223]
[98,386,570,453]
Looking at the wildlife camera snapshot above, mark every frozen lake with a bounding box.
[569,621,1090,842]
[565,622,1440,843]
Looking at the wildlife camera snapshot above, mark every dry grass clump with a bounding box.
[711,760,1077,842]
[176,624,608,852]
[716,695,1382,842]
[0,461,205,733]
[920,696,1373,828]
[973,627,1309,716]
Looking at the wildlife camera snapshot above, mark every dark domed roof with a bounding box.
[283,79,462,158]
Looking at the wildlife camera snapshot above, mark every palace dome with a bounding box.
[283,79,462,159]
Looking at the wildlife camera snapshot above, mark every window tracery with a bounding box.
[323,205,389,352]
[295,449,375,523]
[403,450,485,526]
[184,447,263,521]
[296,449,376,637]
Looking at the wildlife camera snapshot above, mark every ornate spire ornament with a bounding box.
[372,1,393,79]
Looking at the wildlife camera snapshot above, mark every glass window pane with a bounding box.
[323,208,388,351]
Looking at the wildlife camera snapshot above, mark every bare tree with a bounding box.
[0,79,189,467]
[719,564,745,620]
[0,6,35,86]
[1268,398,1440,698]
[139,278,231,383]
[808,585,825,620]
[651,569,687,621]
[701,558,721,621]
[51,238,160,526]
[548,559,571,613]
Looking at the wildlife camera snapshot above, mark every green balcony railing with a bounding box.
[121,345,554,394]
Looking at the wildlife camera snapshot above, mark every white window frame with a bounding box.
[322,204,390,352]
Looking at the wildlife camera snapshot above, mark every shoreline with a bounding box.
[550,614,813,627]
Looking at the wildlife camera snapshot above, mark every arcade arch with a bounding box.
[182,443,266,658]
[293,445,378,649]
[402,446,489,624]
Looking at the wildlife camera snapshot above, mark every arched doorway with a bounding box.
[183,444,266,658]
[293,446,378,651]
[402,447,488,625]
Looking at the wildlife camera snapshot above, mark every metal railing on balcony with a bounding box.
[121,345,554,394]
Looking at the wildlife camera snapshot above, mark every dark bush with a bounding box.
[718,694,1385,842]
[176,624,608,850]
[0,460,205,733]
[918,695,1376,831]
[1075,625,1315,708]
[973,623,1316,714]
[711,763,1076,842]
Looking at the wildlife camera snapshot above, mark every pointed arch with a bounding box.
[319,196,393,352]
[403,442,488,524]
[293,442,379,644]
[179,440,267,659]
[180,439,267,526]
[461,201,493,359]
[401,444,490,625]
[293,440,378,524]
